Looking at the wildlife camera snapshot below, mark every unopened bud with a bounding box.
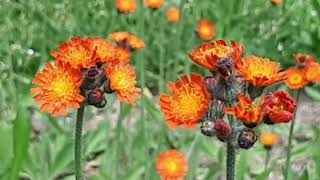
[238,128,257,149]
[204,76,216,94]
[214,119,232,142]
[200,121,215,137]
[216,58,234,77]
[87,89,107,108]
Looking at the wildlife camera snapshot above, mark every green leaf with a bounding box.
[10,106,31,180]
[304,85,320,101]
[300,169,309,180]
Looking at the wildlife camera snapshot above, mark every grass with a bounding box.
[0,0,320,179]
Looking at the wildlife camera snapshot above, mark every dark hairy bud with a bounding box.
[238,128,257,149]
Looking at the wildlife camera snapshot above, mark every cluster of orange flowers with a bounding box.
[32,32,145,116]
[285,54,320,89]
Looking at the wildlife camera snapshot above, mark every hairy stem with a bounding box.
[75,105,85,180]
[226,142,236,180]
[284,90,301,180]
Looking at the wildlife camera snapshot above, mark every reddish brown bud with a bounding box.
[216,58,234,77]
[87,89,107,108]
[238,128,257,149]
[214,119,232,142]
[204,76,217,94]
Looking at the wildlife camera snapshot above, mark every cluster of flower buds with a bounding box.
[32,32,145,117]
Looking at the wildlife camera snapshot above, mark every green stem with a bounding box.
[284,90,301,180]
[226,142,236,180]
[75,105,85,180]
[265,149,271,170]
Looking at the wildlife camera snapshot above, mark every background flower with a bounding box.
[196,19,216,40]
[115,0,137,14]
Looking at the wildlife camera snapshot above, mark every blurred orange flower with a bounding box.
[166,8,180,23]
[285,67,307,89]
[115,0,137,14]
[156,150,188,180]
[225,94,264,127]
[263,91,296,124]
[271,0,283,5]
[105,63,141,106]
[31,62,84,117]
[109,32,130,43]
[114,46,131,64]
[51,37,95,69]
[86,38,116,64]
[196,20,215,40]
[188,40,244,71]
[260,132,279,149]
[237,56,287,87]
[127,35,146,50]
[160,74,210,129]
[294,53,315,66]
[144,0,164,9]
[305,62,320,83]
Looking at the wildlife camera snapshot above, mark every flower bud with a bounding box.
[200,121,215,137]
[215,75,244,102]
[87,89,107,108]
[216,58,234,77]
[214,119,232,142]
[209,99,226,119]
[204,76,216,94]
[238,128,257,149]
[85,67,100,81]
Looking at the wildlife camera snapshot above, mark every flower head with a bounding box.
[115,0,137,14]
[294,53,315,66]
[263,91,296,124]
[51,37,95,69]
[31,62,84,116]
[127,35,146,50]
[196,20,215,40]
[156,150,188,180]
[188,40,244,71]
[109,32,130,43]
[285,67,307,89]
[160,74,210,129]
[237,56,287,87]
[144,0,165,9]
[114,46,131,64]
[104,63,141,106]
[166,8,180,23]
[86,38,115,64]
[305,62,320,83]
[260,132,279,149]
[225,94,264,127]
[271,0,283,5]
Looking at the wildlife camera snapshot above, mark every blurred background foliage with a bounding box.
[0,0,320,179]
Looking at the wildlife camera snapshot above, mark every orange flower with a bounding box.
[160,74,210,129]
[51,37,95,69]
[127,35,146,50]
[166,8,180,23]
[237,56,287,87]
[285,67,308,89]
[294,53,315,65]
[260,132,279,149]
[114,46,131,64]
[144,0,164,9]
[109,32,130,43]
[188,40,244,71]
[196,20,215,40]
[86,38,116,64]
[104,63,140,106]
[156,150,188,180]
[271,0,283,5]
[31,62,84,117]
[225,94,264,127]
[115,0,137,14]
[305,62,320,83]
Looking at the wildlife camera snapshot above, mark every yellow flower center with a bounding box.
[111,69,132,90]
[49,76,75,101]
[288,72,303,84]
[66,47,90,66]
[167,161,178,173]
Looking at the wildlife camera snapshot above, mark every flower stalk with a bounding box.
[284,90,301,180]
[75,104,85,180]
[226,142,236,180]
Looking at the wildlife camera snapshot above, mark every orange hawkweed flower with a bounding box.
[196,20,216,40]
[225,94,264,127]
[51,37,95,69]
[260,132,279,149]
[114,46,131,64]
[271,0,283,5]
[31,62,84,117]
[144,0,164,9]
[285,67,307,89]
[294,53,315,66]
[104,63,141,106]
[160,74,210,129]
[166,8,180,23]
[127,35,146,50]
[305,62,320,83]
[109,32,130,43]
[188,40,244,71]
[237,56,287,87]
[115,0,137,14]
[86,38,115,64]
[156,150,188,180]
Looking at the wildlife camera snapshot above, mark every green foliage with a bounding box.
[0,0,319,179]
